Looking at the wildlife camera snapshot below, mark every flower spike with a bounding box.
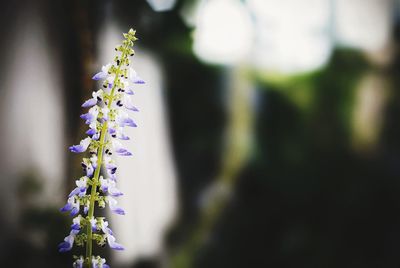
[59,28,144,267]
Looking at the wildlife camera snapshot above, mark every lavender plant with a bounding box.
[58,29,144,268]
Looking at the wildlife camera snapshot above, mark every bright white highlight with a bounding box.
[193,0,254,65]
[247,0,332,74]
[146,0,176,12]
[334,0,393,52]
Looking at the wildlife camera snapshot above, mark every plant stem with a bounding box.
[85,46,128,267]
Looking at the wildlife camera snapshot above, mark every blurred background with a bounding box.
[0,0,399,267]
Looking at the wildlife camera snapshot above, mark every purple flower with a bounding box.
[60,196,80,216]
[81,106,99,125]
[60,28,142,266]
[125,88,134,95]
[68,178,88,197]
[129,67,145,84]
[86,164,94,177]
[84,204,89,215]
[118,133,130,140]
[100,176,123,197]
[60,202,72,212]
[107,233,124,250]
[90,155,98,169]
[122,95,139,112]
[71,216,82,230]
[69,137,91,153]
[92,72,107,80]
[106,163,117,173]
[58,230,78,252]
[100,220,124,250]
[121,118,137,127]
[111,140,133,156]
[73,256,84,268]
[58,240,72,252]
[82,98,97,108]
[80,113,94,123]
[107,196,125,215]
[114,127,130,140]
[101,107,110,121]
[108,128,116,135]
[92,256,110,268]
[90,217,97,232]
[86,128,96,136]
[92,64,112,80]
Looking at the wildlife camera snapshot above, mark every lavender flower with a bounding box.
[73,256,84,268]
[91,256,110,268]
[59,28,143,267]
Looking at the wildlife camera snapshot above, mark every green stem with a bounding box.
[85,46,128,267]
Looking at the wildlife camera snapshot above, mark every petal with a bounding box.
[129,68,145,84]
[108,196,125,215]
[101,185,109,193]
[102,63,112,73]
[79,187,88,196]
[111,207,125,215]
[90,218,97,232]
[100,177,109,192]
[118,134,130,140]
[92,71,107,80]
[125,105,139,112]
[122,95,139,112]
[71,223,80,230]
[70,207,79,217]
[125,89,134,95]
[58,233,75,252]
[58,241,72,252]
[107,235,125,250]
[106,227,114,235]
[68,187,82,198]
[92,132,100,141]
[102,107,110,121]
[105,163,117,173]
[82,98,97,108]
[86,128,96,136]
[109,173,117,181]
[60,203,72,212]
[99,219,110,234]
[70,138,91,153]
[80,113,95,124]
[69,145,85,153]
[73,257,84,268]
[91,258,98,268]
[122,118,137,127]
[109,242,124,250]
[132,77,145,84]
[86,165,94,177]
[109,187,123,197]
[107,234,124,250]
[116,150,132,156]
